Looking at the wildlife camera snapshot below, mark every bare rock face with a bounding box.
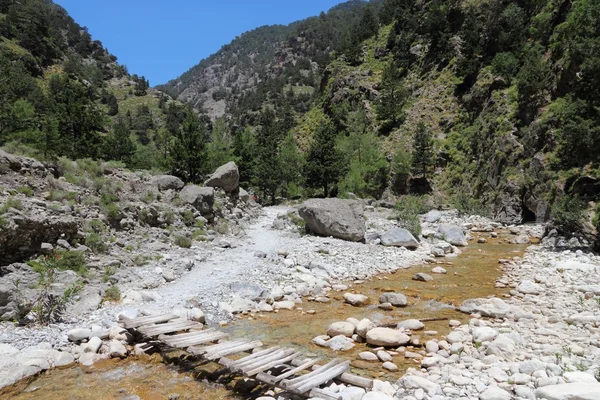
[179,186,214,214]
[204,161,239,193]
[298,198,366,242]
[0,212,78,266]
[150,175,184,191]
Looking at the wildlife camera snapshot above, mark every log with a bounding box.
[121,313,180,329]
[230,348,288,371]
[189,339,249,356]
[226,347,281,369]
[164,332,229,348]
[282,359,340,388]
[137,320,201,337]
[293,361,350,394]
[243,351,302,376]
[289,358,373,389]
[205,341,263,360]
[159,328,215,341]
[255,358,321,385]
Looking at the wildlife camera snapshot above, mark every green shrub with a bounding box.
[216,220,229,235]
[100,191,118,206]
[174,235,192,248]
[192,228,207,240]
[85,219,106,233]
[0,197,22,213]
[0,215,6,228]
[49,190,78,202]
[395,195,426,237]
[17,186,33,197]
[103,203,121,222]
[104,285,121,301]
[56,251,88,276]
[163,209,175,226]
[551,194,586,233]
[142,191,154,204]
[182,209,195,226]
[85,233,109,254]
[450,192,491,217]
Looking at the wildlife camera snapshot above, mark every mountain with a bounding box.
[161,0,600,235]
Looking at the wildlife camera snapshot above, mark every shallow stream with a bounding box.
[4,233,528,399]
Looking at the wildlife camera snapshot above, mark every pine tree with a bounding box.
[232,127,256,186]
[410,122,434,179]
[106,93,118,116]
[252,109,283,203]
[103,116,135,164]
[304,122,346,197]
[207,118,235,172]
[376,60,409,134]
[170,110,208,183]
[278,133,304,198]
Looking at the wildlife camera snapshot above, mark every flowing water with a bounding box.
[4,233,528,399]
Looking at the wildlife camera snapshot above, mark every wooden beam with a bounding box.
[189,339,249,356]
[256,358,321,385]
[225,346,282,369]
[293,361,350,394]
[120,313,180,329]
[289,358,374,389]
[164,332,229,348]
[205,341,263,360]
[138,320,201,337]
[282,359,340,388]
[159,328,216,342]
[243,351,302,376]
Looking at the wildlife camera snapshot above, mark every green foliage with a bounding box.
[0,197,22,213]
[338,110,388,198]
[252,109,285,203]
[451,192,491,218]
[551,194,586,233]
[410,122,434,179]
[206,118,235,173]
[103,116,135,165]
[173,235,192,248]
[392,148,411,195]
[277,132,304,199]
[170,108,208,183]
[104,285,121,302]
[85,232,108,254]
[304,121,346,197]
[376,60,409,134]
[395,196,426,237]
[182,209,195,226]
[17,185,33,197]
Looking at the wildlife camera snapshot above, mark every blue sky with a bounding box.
[54,0,344,86]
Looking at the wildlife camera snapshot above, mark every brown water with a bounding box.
[4,233,527,399]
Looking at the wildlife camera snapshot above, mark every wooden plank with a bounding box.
[120,313,180,329]
[309,388,343,400]
[289,358,374,389]
[138,320,200,337]
[189,339,249,356]
[159,328,216,342]
[165,332,229,348]
[282,359,340,388]
[256,358,321,385]
[236,349,291,373]
[293,361,350,394]
[244,351,302,376]
[228,347,282,370]
[205,341,263,360]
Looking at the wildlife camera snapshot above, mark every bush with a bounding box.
[551,194,586,233]
[450,192,491,217]
[103,203,121,223]
[0,197,22,213]
[182,209,195,226]
[395,196,427,237]
[49,190,78,202]
[104,285,121,302]
[17,186,34,197]
[174,235,192,248]
[85,233,109,254]
[56,251,88,276]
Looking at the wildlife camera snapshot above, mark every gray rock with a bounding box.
[299,198,366,242]
[356,318,376,338]
[365,327,410,347]
[379,292,408,307]
[343,293,369,306]
[424,210,442,223]
[380,228,419,249]
[327,321,356,337]
[325,335,355,351]
[204,161,239,193]
[0,149,22,171]
[413,273,433,282]
[535,382,600,400]
[359,351,378,361]
[397,319,424,331]
[108,340,127,358]
[436,224,468,246]
[239,188,250,202]
[179,186,214,214]
[479,386,511,400]
[151,175,184,191]
[67,328,92,342]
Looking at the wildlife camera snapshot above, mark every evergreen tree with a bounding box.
[103,116,135,164]
[106,93,118,116]
[170,110,208,183]
[39,116,60,159]
[207,118,235,172]
[376,60,409,134]
[304,122,346,197]
[133,75,149,96]
[278,133,304,198]
[252,109,283,203]
[232,127,256,186]
[410,122,434,179]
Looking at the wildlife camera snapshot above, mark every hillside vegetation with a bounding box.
[1,0,599,240]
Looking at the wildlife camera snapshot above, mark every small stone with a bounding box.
[377,350,392,362]
[327,322,356,337]
[359,352,378,361]
[397,319,424,331]
[431,266,447,274]
[343,293,369,306]
[67,328,91,342]
[382,361,398,371]
[413,273,433,282]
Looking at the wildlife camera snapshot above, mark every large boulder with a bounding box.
[535,383,600,400]
[379,292,407,307]
[179,186,214,214]
[0,213,78,266]
[298,199,366,242]
[380,228,419,249]
[204,161,239,193]
[150,175,184,191]
[436,224,468,246]
[366,327,410,347]
[0,149,21,172]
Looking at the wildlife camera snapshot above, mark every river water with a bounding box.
[3,233,528,399]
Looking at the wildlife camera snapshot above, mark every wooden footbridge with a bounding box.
[119,313,374,400]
